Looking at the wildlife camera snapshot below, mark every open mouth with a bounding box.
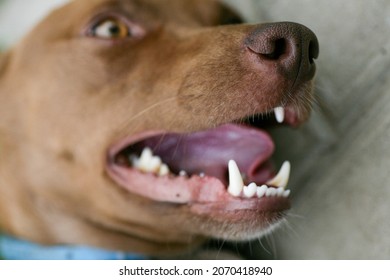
[107,107,298,212]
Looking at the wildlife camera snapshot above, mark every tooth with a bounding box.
[179,170,188,177]
[276,187,285,197]
[149,156,162,173]
[138,147,154,172]
[283,189,291,198]
[256,185,268,198]
[227,160,244,197]
[199,172,205,178]
[139,147,153,162]
[274,107,285,123]
[243,183,257,198]
[266,161,291,189]
[266,188,277,197]
[158,164,170,176]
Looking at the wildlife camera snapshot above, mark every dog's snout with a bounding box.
[245,22,319,82]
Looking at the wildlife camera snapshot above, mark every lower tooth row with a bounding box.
[228,159,291,198]
[131,147,171,176]
[130,148,291,199]
[130,148,201,178]
[244,183,291,198]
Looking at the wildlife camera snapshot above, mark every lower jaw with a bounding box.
[180,203,289,242]
[196,215,288,242]
[106,164,291,215]
[190,196,290,213]
[189,198,290,231]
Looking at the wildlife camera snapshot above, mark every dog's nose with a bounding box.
[245,22,319,82]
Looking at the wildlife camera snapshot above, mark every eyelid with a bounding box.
[84,12,146,40]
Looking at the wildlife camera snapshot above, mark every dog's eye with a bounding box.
[92,18,130,39]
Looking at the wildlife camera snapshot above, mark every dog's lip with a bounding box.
[284,106,305,127]
[108,130,167,158]
[189,196,291,220]
[106,163,291,212]
[106,123,291,212]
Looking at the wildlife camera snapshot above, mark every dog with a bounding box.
[0,0,318,259]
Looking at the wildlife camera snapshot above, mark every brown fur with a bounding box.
[0,0,317,257]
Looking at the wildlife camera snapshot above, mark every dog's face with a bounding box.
[0,0,318,256]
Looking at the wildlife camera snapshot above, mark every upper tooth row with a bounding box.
[228,159,291,198]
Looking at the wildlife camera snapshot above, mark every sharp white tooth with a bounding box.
[243,183,257,198]
[138,147,154,172]
[139,147,153,161]
[179,170,188,177]
[227,160,244,197]
[274,107,285,123]
[266,188,277,197]
[283,189,291,198]
[158,164,170,176]
[256,185,268,198]
[266,161,291,189]
[199,172,205,178]
[276,187,285,197]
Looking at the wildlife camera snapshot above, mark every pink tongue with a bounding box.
[134,124,274,184]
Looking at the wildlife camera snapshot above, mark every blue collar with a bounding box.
[0,234,148,260]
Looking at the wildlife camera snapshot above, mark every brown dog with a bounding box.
[0,0,318,258]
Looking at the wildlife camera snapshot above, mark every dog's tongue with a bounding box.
[135,124,275,184]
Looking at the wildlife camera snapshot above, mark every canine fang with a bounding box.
[266,161,291,189]
[274,107,285,123]
[227,160,244,197]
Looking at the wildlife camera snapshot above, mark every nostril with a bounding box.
[261,38,287,60]
[245,22,319,81]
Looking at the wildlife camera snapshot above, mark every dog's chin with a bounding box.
[104,105,306,240]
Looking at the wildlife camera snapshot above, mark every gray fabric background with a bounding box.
[224,0,390,259]
[1,0,389,259]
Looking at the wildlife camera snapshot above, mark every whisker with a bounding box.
[216,238,226,260]
[264,229,278,258]
[256,236,272,255]
[116,97,177,132]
